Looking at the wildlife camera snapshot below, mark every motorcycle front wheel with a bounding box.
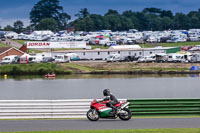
[118,108,132,121]
[87,109,99,121]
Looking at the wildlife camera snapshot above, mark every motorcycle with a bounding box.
[87,99,132,121]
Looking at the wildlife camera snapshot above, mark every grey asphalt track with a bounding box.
[0,118,200,132]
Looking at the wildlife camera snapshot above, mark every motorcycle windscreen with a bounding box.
[99,108,112,117]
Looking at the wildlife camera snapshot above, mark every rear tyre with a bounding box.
[87,109,99,121]
[118,108,132,121]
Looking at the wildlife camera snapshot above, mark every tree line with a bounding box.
[1,0,200,33]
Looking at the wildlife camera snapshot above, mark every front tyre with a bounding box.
[87,109,99,121]
[118,108,132,121]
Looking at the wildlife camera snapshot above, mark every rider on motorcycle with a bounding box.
[102,89,119,114]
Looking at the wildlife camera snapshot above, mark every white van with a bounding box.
[1,55,19,64]
[28,55,43,63]
[167,53,185,63]
[107,54,121,62]
[55,54,71,63]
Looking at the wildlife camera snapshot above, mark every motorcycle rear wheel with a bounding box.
[87,109,99,121]
[118,108,132,121]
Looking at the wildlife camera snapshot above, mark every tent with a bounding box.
[190,66,199,71]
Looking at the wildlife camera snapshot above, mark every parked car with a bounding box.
[41,57,55,63]
[107,54,121,62]
[71,56,80,61]
[55,54,71,63]
[120,56,139,62]
[1,55,19,64]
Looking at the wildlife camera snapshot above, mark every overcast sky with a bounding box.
[0,0,199,27]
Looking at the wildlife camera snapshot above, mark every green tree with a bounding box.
[13,20,24,33]
[35,18,58,32]
[3,25,13,31]
[105,9,119,16]
[122,10,134,18]
[160,10,173,19]
[174,13,190,29]
[147,14,162,31]
[29,0,71,30]
[143,8,162,14]
[90,14,105,31]
[75,8,90,19]
[104,14,121,31]
[161,17,174,30]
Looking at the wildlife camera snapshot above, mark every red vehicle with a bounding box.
[44,73,56,78]
[87,99,132,121]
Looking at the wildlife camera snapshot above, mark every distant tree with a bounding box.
[3,25,13,31]
[24,25,35,33]
[29,0,71,30]
[161,17,174,30]
[174,13,190,29]
[105,9,119,16]
[147,14,162,31]
[135,12,149,30]
[143,8,162,14]
[120,16,134,31]
[160,10,173,19]
[75,8,90,19]
[13,20,24,33]
[104,14,122,31]
[122,10,134,18]
[35,18,58,32]
[90,14,105,31]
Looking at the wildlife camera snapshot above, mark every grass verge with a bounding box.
[0,43,9,47]
[1,128,200,133]
[0,63,72,75]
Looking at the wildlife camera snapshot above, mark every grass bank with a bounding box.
[0,43,8,47]
[0,63,72,75]
[2,128,200,133]
[139,41,200,48]
[0,62,200,76]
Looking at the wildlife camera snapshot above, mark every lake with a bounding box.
[0,74,199,100]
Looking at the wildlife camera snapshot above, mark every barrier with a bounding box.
[0,99,92,119]
[128,99,200,116]
[0,99,199,119]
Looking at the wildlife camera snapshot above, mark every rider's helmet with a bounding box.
[103,89,110,96]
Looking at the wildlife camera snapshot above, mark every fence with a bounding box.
[128,99,200,116]
[0,99,92,119]
[0,99,199,119]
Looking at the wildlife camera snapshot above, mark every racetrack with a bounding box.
[0,118,200,132]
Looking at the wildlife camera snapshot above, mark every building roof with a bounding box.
[0,47,11,54]
[0,47,25,56]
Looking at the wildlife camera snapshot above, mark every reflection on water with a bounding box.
[0,74,199,100]
[0,74,194,80]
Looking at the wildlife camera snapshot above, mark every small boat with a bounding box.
[45,73,56,78]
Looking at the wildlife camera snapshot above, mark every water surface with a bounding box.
[0,74,199,100]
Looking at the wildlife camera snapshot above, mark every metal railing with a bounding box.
[0,99,199,119]
[128,99,200,116]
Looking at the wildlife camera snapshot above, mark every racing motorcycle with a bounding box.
[87,99,132,121]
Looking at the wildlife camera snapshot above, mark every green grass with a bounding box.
[140,41,200,48]
[27,49,43,53]
[91,45,109,49]
[15,40,27,45]
[63,63,94,72]
[0,63,72,75]
[157,41,200,47]
[131,67,189,71]
[2,128,200,133]
[139,43,154,48]
[0,43,8,47]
